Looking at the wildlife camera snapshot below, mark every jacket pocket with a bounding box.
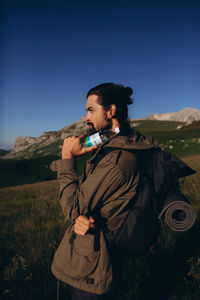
[72,234,99,275]
[52,225,100,280]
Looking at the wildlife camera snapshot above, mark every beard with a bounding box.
[87,118,112,135]
[87,122,97,135]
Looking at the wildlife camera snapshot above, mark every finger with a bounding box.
[75,226,88,235]
[75,219,90,231]
[89,216,95,223]
[74,223,89,234]
[63,137,72,143]
[76,215,89,222]
[75,221,90,231]
[76,216,90,226]
[89,216,95,228]
[83,145,98,153]
[74,228,86,235]
[79,133,86,139]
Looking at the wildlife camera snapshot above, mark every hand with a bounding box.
[73,215,95,236]
[62,134,97,159]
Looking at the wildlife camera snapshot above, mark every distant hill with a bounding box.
[0,149,9,156]
[145,107,200,122]
[1,117,88,160]
[1,108,200,160]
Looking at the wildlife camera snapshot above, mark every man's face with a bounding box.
[85,95,112,134]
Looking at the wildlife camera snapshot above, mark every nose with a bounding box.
[85,112,90,122]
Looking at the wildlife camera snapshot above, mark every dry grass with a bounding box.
[0,158,200,299]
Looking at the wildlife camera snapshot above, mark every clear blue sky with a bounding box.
[1,0,200,149]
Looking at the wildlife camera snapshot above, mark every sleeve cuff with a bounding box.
[50,159,76,172]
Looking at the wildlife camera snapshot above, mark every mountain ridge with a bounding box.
[1,107,200,159]
[144,107,200,122]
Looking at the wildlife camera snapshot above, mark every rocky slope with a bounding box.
[3,117,87,159]
[145,107,200,122]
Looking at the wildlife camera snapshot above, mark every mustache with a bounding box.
[87,122,95,128]
[87,122,97,134]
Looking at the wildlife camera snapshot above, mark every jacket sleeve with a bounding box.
[50,157,136,223]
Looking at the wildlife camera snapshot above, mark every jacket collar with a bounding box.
[86,131,159,163]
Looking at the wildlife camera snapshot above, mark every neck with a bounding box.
[115,119,133,136]
[111,119,120,132]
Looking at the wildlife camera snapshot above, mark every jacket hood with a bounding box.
[104,132,159,151]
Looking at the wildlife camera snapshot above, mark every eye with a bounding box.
[86,107,94,112]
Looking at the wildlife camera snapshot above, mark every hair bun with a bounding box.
[125,86,133,96]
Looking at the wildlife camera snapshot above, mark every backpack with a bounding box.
[103,148,196,256]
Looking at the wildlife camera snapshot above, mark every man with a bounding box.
[50,83,158,299]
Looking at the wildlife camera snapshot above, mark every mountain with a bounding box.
[145,107,200,122]
[3,117,88,159]
[1,107,200,160]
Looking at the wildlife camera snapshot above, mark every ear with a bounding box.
[109,104,117,118]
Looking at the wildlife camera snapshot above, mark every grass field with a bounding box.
[0,155,200,299]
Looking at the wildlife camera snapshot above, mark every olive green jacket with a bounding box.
[50,133,158,294]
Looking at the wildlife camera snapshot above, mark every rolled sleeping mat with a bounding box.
[158,201,196,232]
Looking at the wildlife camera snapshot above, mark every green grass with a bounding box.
[0,157,200,299]
[0,156,59,188]
[0,181,69,299]
[131,120,200,157]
